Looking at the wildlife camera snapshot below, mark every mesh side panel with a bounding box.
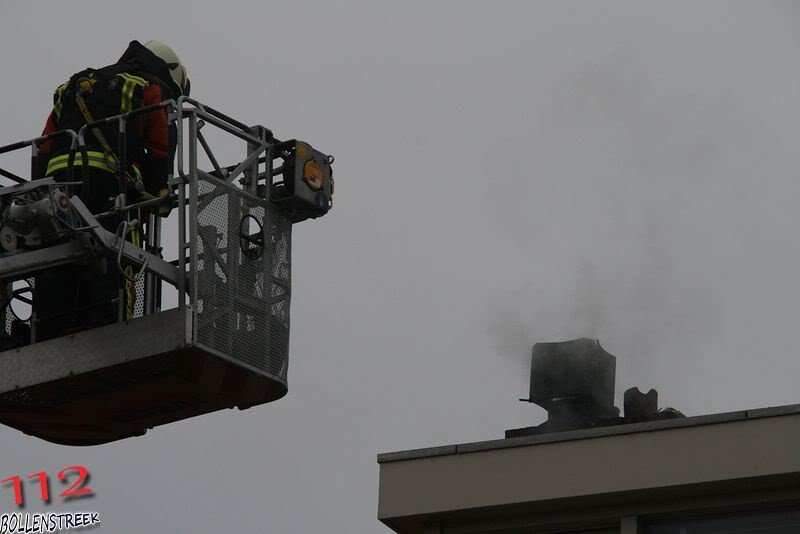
[2,277,34,349]
[194,177,291,381]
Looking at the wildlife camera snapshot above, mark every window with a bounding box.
[647,509,800,534]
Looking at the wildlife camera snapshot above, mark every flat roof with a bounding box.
[377,403,800,463]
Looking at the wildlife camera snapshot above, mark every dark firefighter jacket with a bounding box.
[39,41,179,200]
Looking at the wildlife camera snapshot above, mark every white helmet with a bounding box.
[143,40,190,96]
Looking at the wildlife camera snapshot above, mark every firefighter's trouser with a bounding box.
[33,167,142,342]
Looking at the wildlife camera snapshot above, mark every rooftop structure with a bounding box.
[378,340,800,533]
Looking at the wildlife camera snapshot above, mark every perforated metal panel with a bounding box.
[133,277,145,319]
[193,176,291,381]
[1,277,33,350]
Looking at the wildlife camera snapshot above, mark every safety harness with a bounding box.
[45,73,146,194]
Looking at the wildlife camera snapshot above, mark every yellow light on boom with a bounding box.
[303,159,325,191]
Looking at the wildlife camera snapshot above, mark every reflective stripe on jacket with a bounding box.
[45,150,143,182]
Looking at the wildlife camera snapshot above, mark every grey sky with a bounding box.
[2,1,800,532]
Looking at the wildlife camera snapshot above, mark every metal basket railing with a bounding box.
[0,97,293,380]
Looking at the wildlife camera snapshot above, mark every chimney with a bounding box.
[506,338,684,438]
[521,338,619,433]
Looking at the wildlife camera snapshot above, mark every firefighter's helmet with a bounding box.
[144,40,190,96]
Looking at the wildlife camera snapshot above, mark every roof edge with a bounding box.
[377,403,800,464]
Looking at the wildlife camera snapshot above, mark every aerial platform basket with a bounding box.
[0,98,333,445]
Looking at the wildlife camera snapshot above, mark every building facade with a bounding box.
[378,404,800,533]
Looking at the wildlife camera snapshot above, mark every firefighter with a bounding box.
[34,40,190,341]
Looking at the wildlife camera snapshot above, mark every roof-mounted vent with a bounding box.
[506,338,683,438]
